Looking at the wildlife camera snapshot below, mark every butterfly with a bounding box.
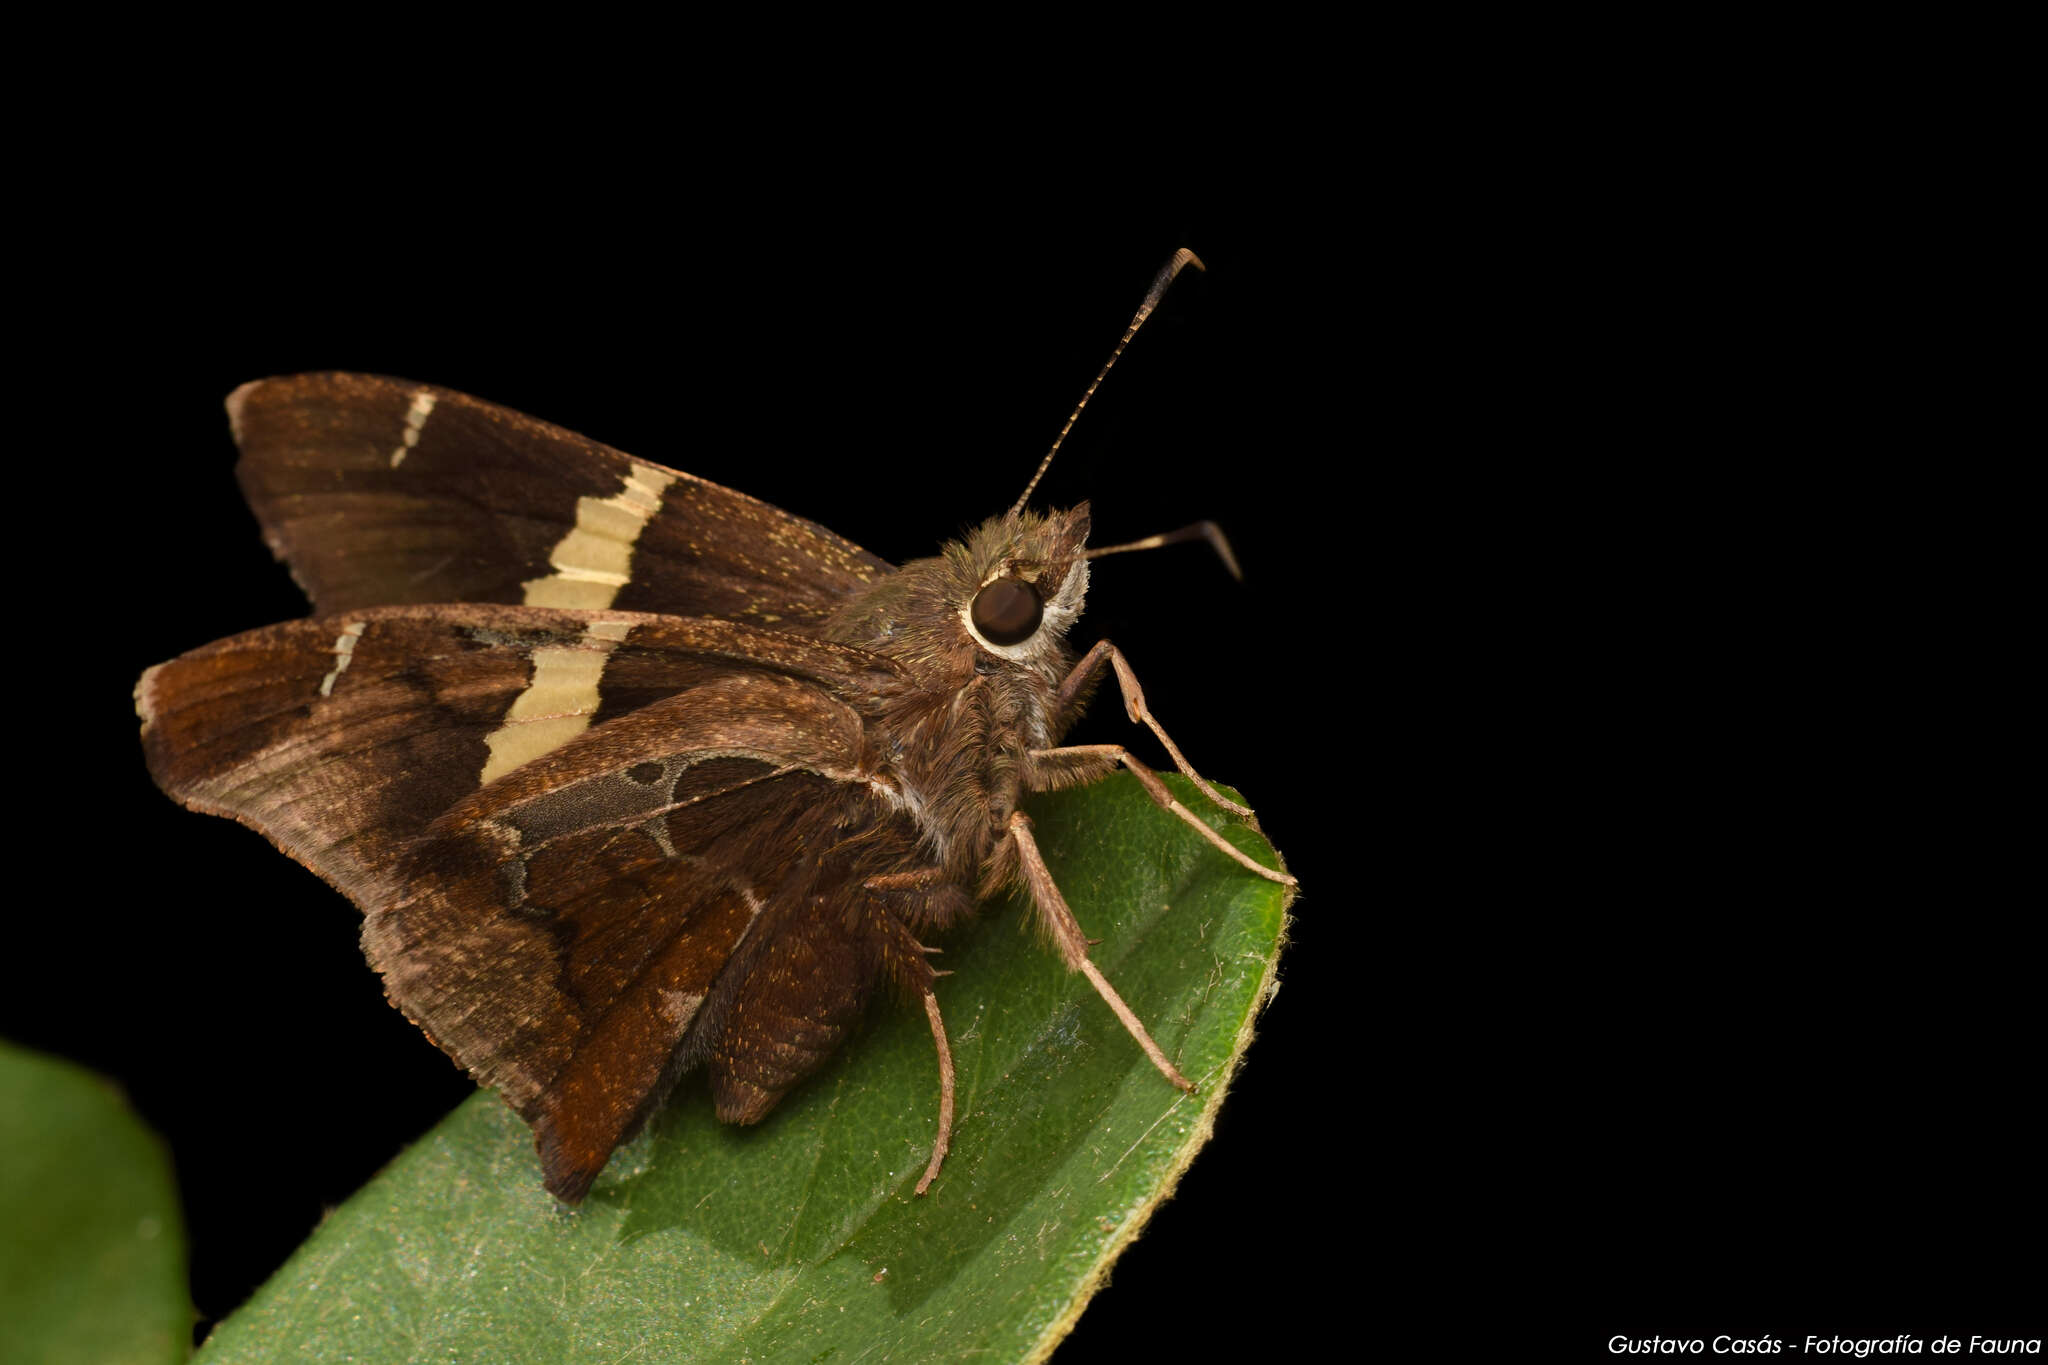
[134,249,1291,1203]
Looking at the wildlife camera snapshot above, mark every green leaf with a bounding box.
[196,773,1289,1364]
[0,1043,192,1365]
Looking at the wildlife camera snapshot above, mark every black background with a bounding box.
[20,135,2039,1357]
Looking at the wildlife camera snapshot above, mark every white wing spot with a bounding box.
[661,990,705,1032]
[387,389,437,468]
[133,666,160,727]
[317,622,367,697]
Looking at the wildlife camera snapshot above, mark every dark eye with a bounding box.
[970,578,1043,646]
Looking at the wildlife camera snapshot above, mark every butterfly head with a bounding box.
[828,503,1091,679]
[950,502,1092,667]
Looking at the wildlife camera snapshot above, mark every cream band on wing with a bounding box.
[479,620,634,784]
[522,462,679,610]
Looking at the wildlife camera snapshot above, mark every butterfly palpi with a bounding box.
[135,248,1293,1203]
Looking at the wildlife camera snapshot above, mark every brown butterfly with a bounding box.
[135,249,1291,1203]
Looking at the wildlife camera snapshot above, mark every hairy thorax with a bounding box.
[821,509,1092,893]
[873,662,1066,884]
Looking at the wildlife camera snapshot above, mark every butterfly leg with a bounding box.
[1031,744,1294,886]
[1007,809,1197,1095]
[863,877,960,1195]
[1053,639,1257,824]
[915,989,956,1195]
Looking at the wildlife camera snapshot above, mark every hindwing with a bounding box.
[138,603,927,1200]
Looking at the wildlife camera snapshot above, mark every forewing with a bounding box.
[229,373,893,628]
[136,603,902,910]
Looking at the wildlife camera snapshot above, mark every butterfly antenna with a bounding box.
[1086,519,1243,580]
[1009,247,1206,517]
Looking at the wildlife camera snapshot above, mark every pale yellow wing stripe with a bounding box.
[521,463,680,609]
[480,620,635,785]
[480,461,680,784]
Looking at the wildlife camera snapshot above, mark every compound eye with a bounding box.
[970,578,1043,646]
